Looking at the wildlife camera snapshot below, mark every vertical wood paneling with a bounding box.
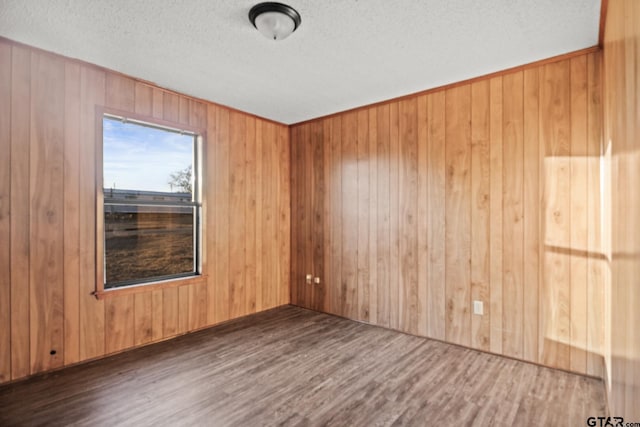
[312,121,325,311]
[10,46,32,380]
[426,91,446,341]
[302,123,312,308]
[570,55,588,374]
[205,105,217,323]
[470,80,490,351]
[330,116,343,316]
[368,108,379,325]
[321,119,333,312]
[445,85,471,347]
[134,292,152,346]
[586,52,603,378]
[523,67,540,364]
[289,50,602,378]
[297,123,310,308]
[229,111,246,319]
[245,116,257,314]
[603,0,640,418]
[376,106,390,327]
[214,106,230,322]
[105,296,134,353]
[288,125,300,306]
[277,126,290,307]
[262,122,279,310]
[416,95,428,337]
[1,38,290,385]
[398,98,419,334]
[179,96,190,125]
[105,74,134,111]
[63,62,81,364]
[0,42,11,382]
[29,52,65,373]
[388,103,400,330]
[357,110,370,320]
[255,119,266,311]
[162,92,179,123]
[489,76,504,355]
[342,112,358,319]
[78,65,105,361]
[502,71,524,359]
[177,286,190,334]
[539,60,572,371]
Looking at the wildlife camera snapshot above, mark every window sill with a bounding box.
[93,274,208,300]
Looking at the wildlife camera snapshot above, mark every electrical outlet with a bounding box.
[473,300,484,315]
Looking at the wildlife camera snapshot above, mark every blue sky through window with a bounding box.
[103,117,194,193]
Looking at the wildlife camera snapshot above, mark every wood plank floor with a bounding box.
[0,305,606,426]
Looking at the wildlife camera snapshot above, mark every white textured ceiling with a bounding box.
[0,0,601,124]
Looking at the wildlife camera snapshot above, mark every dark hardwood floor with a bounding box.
[0,305,607,426]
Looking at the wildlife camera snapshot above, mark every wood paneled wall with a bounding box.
[290,51,605,377]
[603,0,640,420]
[0,38,290,384]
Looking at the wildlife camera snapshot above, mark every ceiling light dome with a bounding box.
[249,2,301,41]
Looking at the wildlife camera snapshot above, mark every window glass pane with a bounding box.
[102,114,200,289]
[103,116,194,195]
[104,205,195,287]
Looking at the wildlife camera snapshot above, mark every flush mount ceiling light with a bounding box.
[249,2,301,41]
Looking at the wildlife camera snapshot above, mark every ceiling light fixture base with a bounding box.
[249,2,302,41]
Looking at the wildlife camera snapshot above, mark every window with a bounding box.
[101,114,201,290]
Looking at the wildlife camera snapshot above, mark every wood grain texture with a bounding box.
[586,52,603,379]
[245,116,257,314]
[105,296,134,353]
[502,71,524,359]
[0,39,290,384]
[415,96,428,337]
[0,306,608,427]
[78,66,105,362]
[10,45,32,381]
[312,121,325,312]
[444,85,472,347]
[489,76,504,355]
[375,106,390,328]
[342,112,358,320]
[0,42,11,383]
[229,111,246,319]
[523,69,540,362]
[214,106,230,323]
[523,67,540,365]
[470,80,491,351]
[29,51,65,373]
[398,98,419,335]
[277,125,290,307]
[539,59,572,371]
[388,103,400,330]
[602,0,640,420]
[570,55,589,374]
[289,52,604,376]
[368,107,379,326]
[357,110,370,321]
[426,92,446,341]
[63,62,82,365]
